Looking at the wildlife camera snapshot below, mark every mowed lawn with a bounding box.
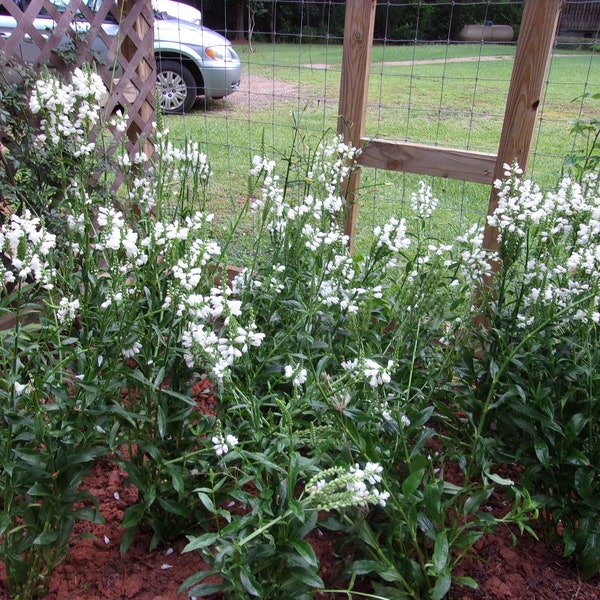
[164,42,600,250]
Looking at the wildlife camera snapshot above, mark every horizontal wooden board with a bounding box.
[358,139,497,185]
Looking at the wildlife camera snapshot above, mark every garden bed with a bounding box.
[2,66,600,600]
[1,456,597,600]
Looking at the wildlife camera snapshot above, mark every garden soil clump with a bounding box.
[1,459,598,600]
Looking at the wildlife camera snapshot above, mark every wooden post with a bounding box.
[337,0,377,254]
[482,0,564,255]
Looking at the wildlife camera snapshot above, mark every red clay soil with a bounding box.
[0,457,598,600]
[0,381,598,600]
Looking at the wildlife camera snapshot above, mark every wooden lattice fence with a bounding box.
[0,0,155,160]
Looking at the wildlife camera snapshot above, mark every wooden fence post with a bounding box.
[337,0,377,254]
[482,0,564,256]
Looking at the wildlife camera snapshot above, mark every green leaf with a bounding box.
[156,405,167,440]
[488,358,499,379]
[578,532,600,580]
[485,470,515,486]
[289,538,318,568]
[423,482,442,518]
[120,503,146,530]
[351,559,388,576]
[287,566,324,588]
[196,491,215,513]
[432,531,449,572]
[402,468,424,497]
[186,583,227,597]
[453,576,478,589]
[157,496,191,518]
[534,439,550,468]
[153,366,166,389]
[463,488,492,515]
[0,512,10,536]
[563,527,576,558]
[429,572,451,600]
[240,567,262,596]
[379,568,405,583]
[371,581,409,599]
[178,567,216,592]
[565,413,588,442]
[34,528,58,545]
[289,499,305,521]
[565,448,591,466]
[574,467,595,500]
[27,481,50,497]
[73,505,105,524]
[170,469,185,496]
[183,532,219,553]
[120,526,137,555]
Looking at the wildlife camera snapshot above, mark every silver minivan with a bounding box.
[0,0,242,114]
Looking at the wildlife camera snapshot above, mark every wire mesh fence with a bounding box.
[1,0,598,251]
[159,0,599,254]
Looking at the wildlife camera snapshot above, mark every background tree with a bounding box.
[196,0,523,43]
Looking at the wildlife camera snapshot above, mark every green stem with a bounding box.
[338,511,419,599]
[163,446,209,466]
[396,318,421,460]
[236,509,293,547]
[316,591,391,600]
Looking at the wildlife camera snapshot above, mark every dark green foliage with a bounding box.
[201,0,523,43]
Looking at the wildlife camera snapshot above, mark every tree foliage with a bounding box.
[197,0,524,44]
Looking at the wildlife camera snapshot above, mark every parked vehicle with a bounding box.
[0,0,241,114]
[152,0,201,26]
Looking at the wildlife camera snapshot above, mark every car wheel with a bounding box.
[156,60,197,114]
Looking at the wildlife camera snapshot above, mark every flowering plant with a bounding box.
[6,60,597,600]
[177,137,538,599]
[0,66,264,596]
[459,164,600,579]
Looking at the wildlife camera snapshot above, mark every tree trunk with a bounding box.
[233,0,246,43]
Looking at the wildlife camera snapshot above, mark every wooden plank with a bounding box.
[358,139,497,185]
[337,0,377,253]
[483,0,564,255]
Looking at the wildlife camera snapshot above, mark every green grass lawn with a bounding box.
[164,42,599,251]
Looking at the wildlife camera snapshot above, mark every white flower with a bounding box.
[212,433,239,456]
[121,340,142,359]
[250,155,276,177]
[14,381,28,397]
[285,364,308,387]
[56,297,80,326]
[374,217,411,253]
[410,181,439,218]
[370,488,391,507]
[362,462,384,485]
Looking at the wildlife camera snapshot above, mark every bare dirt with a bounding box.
[0,456,598,600]
[196,72,330,115]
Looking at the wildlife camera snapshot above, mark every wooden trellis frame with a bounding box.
[338,0,565,255]
[0,0,155,160]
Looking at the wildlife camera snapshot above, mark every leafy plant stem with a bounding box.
[470,291,595,472]
[316,591,391,599]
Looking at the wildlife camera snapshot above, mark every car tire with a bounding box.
[156,60,197,114]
